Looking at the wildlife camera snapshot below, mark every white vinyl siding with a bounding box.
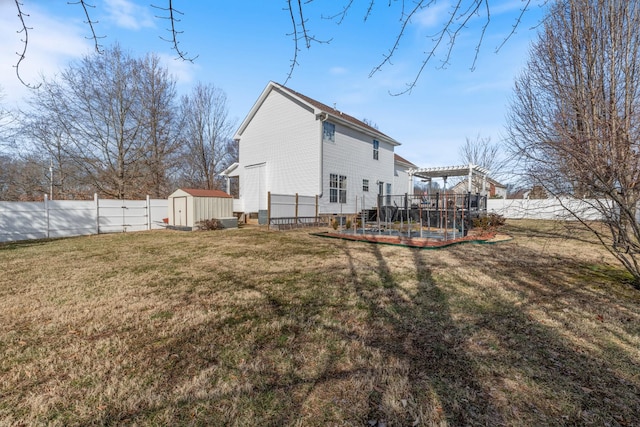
[234,82,399,216]
[236,88,321,212]
[393,162,413,196]
[321,123,395,213]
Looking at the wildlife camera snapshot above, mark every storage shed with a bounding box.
[167,188,237,230]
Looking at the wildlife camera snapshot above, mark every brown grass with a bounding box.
[1,219,639,426]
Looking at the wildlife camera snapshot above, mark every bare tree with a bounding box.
[9,1,544,92]
[17,112,93,200]
[21,45,183,199]
[507,0,640,287]
[137,53,183,198]
[35,45,147,199]
[0,87,16,152]
[179,83,236,190]
[459,134,504,173]
[456,134,509,191]
[0,153,49,201]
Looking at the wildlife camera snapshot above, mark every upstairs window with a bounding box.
[373,139,379,160]
[330,173,347,203]
[323,122,335,143]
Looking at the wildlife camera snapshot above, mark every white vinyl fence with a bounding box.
[0,194,168,243]
[487,198,611,221]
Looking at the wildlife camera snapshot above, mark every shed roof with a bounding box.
[177,188,232,198]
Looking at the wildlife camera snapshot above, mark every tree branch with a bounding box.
[284,0,332,85]
[495,0,534,54]
[68,0,104,54]
[152,1,198,62]
[13,0,41,88]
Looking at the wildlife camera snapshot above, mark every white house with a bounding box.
[228,82,413,216]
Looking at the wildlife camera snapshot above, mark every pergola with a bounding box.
[408,163,490,194]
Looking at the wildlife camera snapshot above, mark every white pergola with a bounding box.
[407,163,490,194]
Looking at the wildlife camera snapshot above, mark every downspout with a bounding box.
[317,112,329,199]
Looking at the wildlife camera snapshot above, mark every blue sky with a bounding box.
[0,0,546,169]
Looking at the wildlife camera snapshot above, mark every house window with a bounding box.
[323,122,335,143]
[362,179,369,192]
[373,139,379,160]
[386,183,392,205]
[330,173,347,203]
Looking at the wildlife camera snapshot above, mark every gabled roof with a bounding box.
[235,81,400,146]
[394,153,417,168]
[178,188,232,198]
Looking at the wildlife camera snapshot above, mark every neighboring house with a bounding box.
[229,81,412,215]
[450,176,507,198]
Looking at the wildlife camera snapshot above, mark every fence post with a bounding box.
[295,193,299,224]
[94,193,100,235]
[44,194,50,239]
[315,195,318,224]
[146,195,151,230]
[267,191,271,230]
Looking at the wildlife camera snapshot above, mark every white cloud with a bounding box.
[329,66,348,75]
[104,0,155,30]
[0,3,92,107]
[157,52,198,88]
[413,2,451,29]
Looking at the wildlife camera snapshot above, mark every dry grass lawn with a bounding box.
[1,219,639,426]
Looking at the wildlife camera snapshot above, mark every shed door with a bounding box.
[244,163,266,212]
[173,196,187,226]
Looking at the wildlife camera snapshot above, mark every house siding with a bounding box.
[234,82,406,217]
[393,165,412,197]
[321,122,395,214]
[236,88,320,213]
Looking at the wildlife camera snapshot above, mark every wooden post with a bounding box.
[315,195,319,225]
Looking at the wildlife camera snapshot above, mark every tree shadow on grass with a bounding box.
[73,234,640,426]
[337,243,504,425]
[439,241,640,425]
